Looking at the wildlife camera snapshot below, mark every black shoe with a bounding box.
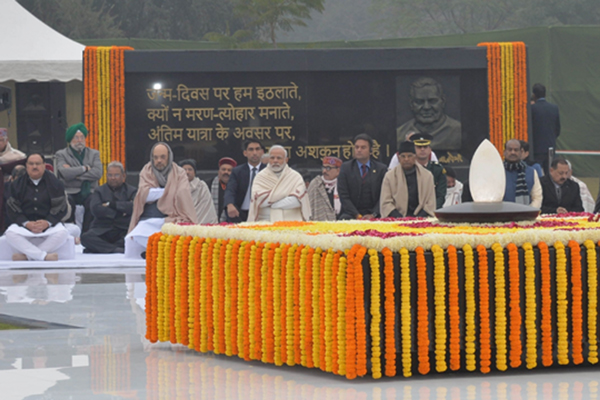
[141,251,146,259]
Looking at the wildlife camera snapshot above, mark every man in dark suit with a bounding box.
[338,133,387,220]
[540,157,583,214]
[224,139,266,223]
[81,161,137,253]
[531,83,560,175]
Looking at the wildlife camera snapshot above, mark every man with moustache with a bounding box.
[308,156,342,221]
[380,141,436,218]
[503,139,542,209]
[540,157,583,214]
[55,123,103,233]
[125,142,198,258]
[210,157,237,222]
[179,159,218,224]
[337,133,387,220]
[5,153,69,261]
[409,133,447,209]
[80,161,137,254]
[224,139,267,222]
[247,145,310,222]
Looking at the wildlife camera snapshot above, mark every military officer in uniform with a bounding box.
[409,133,447,209]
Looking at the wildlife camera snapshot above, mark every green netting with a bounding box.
[80,26,600,178]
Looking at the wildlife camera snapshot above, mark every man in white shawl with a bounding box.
[380,141,436,218]
[247,145,311,222]
[179,159,218,224]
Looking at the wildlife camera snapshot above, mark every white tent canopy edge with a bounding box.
[0,0,84,82]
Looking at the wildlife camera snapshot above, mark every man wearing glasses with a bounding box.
[307,156,342,221]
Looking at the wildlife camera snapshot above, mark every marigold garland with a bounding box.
[506,243,522,368]
[538,241,552,367]
[431,245,447,373]
[311,248,323,369]
[568,240,584,365]
[476,245,491,374]
[585,240,599,364]
[84,46,132,181]
[491,243,507,371]
[399,247,412,377]
[447,245,460,372]
[416,246,430,375]
[523,242,537,369]
[336,254,347,376]
[382,247,397,377]
[344,245,357,379]
[368,248,382,379]
[323,250,335,372]
[463,244,476,372]
[147,218,600,380]
[555,241,569,365]
[353,245,368,377]
[477,42,528,152]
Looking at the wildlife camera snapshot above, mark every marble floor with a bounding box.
[0,268,598,400]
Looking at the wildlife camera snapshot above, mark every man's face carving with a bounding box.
[410,85,445,125]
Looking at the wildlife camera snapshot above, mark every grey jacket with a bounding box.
[55,146,103,195]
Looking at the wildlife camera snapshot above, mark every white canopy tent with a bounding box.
[0,0,84,82]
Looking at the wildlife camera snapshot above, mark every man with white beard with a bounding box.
[247,145,310,222]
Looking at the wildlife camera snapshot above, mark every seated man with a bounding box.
[380,141,436,218]
[443,166,463,207]
[540,157,584,214]
[126,142,198,258]
[503,139,542,208]
[210,157,237,222]
[4,153,69,261]
[308,156,342,221]
[338,133,388,220]
[247,145,310,222]
[55,123,103,232]
[81,161,137,253]
[179,159,218,224]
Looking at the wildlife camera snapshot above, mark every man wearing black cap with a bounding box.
[409,133,447,209]
[337,133,387,220]
[380,141,436,218]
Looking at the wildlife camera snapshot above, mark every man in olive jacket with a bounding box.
[55,123,103,233]
[81,162,137,253]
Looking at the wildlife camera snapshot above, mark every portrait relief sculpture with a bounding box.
[396,77,462,151]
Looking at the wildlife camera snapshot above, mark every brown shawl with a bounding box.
[380,162,436,218]
[128,162,198,233]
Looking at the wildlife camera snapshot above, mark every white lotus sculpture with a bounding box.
[434,139,540,222]
[469,139,506,202]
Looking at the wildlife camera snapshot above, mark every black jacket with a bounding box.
[89,182,137,232]
[337,158,387,219]
[6,170,68,226]
[540,175,583,214]
[531,99,560,155]
[223,162,266,213]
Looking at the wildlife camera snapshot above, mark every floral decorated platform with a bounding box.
[144,214,600,379]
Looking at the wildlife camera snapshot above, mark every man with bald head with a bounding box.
[503,139,542,208]
[247,145,310,222]
[125,142,198,258]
